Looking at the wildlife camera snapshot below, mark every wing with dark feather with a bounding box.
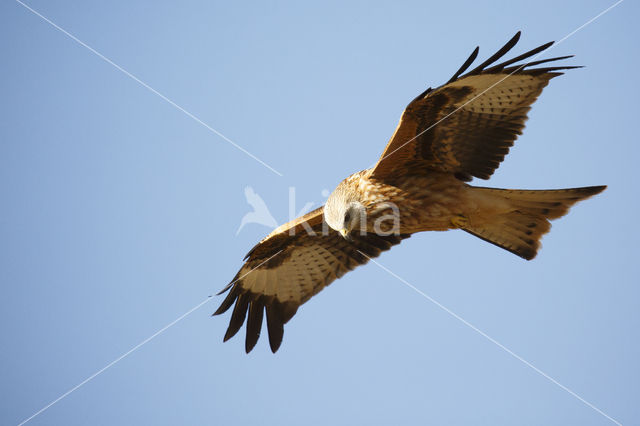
[371,32,579,181]
[214,207,409,353]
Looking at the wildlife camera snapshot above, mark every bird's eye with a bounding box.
[344,211,351,223]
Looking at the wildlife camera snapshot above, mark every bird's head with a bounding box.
[324,183,366,241]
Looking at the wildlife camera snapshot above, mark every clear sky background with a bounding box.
[1,1,638,425]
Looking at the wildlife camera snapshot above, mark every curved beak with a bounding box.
[339,228,353,242]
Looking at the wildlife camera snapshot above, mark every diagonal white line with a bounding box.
[371,0,624,171]
[16,250,283,426]
[554,0,625,44]
[358,251,622,426]
[14,0,284,177]
[16,298,212,426]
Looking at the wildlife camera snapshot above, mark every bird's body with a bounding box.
[214,32,606,353]
[329,170,602,257]
[330,169,470,234]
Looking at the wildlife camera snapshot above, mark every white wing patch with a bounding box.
[448,74,548,113]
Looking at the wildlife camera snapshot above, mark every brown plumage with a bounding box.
[214,32,605,353]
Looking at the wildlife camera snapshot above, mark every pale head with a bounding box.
[323,180,366,240]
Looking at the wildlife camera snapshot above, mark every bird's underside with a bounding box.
[214,32,606,353]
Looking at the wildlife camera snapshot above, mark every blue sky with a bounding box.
[1,1,638,425]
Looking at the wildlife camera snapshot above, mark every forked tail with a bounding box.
[463,186,606,260]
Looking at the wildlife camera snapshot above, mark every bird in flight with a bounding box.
[214,32,605,353]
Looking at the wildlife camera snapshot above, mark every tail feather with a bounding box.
[464,185,605,260]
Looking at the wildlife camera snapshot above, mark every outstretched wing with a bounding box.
[371,32,579,181]
[214,207,409,353]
